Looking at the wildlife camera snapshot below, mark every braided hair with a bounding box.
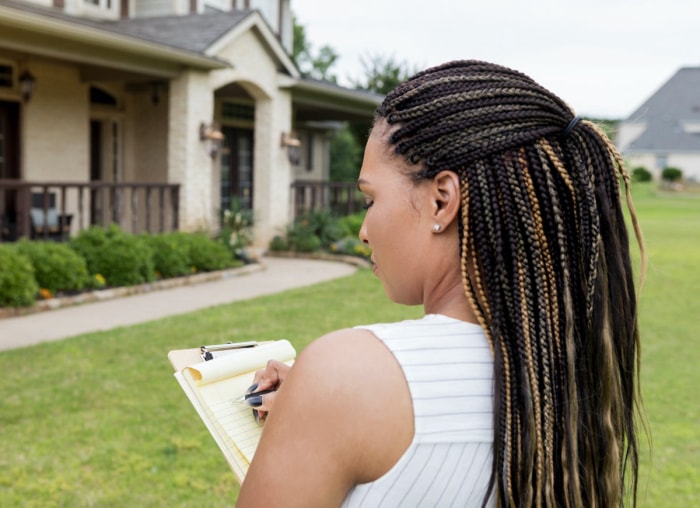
[375,60,645,507]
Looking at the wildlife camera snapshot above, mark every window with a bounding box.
[84,0,112,8]
[90,86,118,106]
[222,102,255,122]
[656,154,668,171]
[204,0,229,11]
[0,65,13,88]
[306,132,314,172]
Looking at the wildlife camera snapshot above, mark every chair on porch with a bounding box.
[30,192,73,241]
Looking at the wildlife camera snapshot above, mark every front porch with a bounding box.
[291,180,363,217]
[0,178,360,243]
[0,180,179,242]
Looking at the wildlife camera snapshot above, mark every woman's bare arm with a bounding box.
[236,328,414,507]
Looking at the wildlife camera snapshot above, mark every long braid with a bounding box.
[375,60,645,507]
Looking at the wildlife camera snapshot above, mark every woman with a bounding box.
[237,60,645,507]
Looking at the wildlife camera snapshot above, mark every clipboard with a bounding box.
[168,341,265,370]
[168,339,296,484]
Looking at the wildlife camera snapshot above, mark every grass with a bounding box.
[627,184,700,505]
[0,183,697,507]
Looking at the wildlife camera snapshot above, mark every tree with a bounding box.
[344,54,419,151]
[291,17,339,83]
[350,53,419,95]
[329,125,363,182]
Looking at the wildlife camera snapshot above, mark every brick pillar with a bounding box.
[168,71,215,232]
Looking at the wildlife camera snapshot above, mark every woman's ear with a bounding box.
[430,170,461,228]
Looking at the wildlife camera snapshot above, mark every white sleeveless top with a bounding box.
[342,314,495,508]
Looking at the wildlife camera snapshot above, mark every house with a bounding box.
[616,67,700,182]
[0,0,381,246]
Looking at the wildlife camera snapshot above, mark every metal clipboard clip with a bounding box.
[200,341,259,361]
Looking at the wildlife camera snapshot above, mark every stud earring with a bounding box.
[432,223,441,232]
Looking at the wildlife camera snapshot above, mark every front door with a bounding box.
[0,100,20,239]
[221,127,254,215]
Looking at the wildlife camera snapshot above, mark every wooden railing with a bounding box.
[0,180,180,242]
[291,180,364,217]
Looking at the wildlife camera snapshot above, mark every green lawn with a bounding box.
[0,183,697,507]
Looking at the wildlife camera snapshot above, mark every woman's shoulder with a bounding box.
[294,326,400,388]
[288,327,415,480]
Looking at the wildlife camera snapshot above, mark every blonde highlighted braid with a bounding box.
[376,60,645,507]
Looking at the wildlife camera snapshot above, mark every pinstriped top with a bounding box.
[341,314,495,508]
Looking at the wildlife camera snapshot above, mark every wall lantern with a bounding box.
[281,131,301,165]
[19,70,36,102]
[200,122,224,159]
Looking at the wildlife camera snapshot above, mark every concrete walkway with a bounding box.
[0,256,358,352]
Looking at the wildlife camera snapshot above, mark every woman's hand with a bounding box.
[247,359,291,421]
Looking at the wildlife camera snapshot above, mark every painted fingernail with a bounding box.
[252,409,259,423]
[246,395,263,407]
[246,383,258,394]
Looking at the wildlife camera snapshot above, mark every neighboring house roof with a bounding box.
[624,67,700,152]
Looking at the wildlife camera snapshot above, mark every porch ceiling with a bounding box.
[292,79,382,124]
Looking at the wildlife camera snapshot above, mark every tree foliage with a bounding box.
[291,17,339,83]
[329,125,363,182]
[350,53,419,95]
[291,18,420,181]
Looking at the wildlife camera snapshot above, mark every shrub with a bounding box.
[661,166,683,182]
[268,235,289,252]
[338,212,365,238]
[219,200,254,260]
[294,233,322,253]
[180,233,233,272]
[16,240,89,294]
[631,166,652,183]
[145,233,190,279]
[70,224,154,287]
[285,218,320,253]
[284,211,343,253]
[0,245,38,307]
[68,225,109,276]
[330,237,371,259]
[305,210,344,248]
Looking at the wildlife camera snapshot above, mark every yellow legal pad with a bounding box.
[168,340,296,484]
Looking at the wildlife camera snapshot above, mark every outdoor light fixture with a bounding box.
[199,122,224,159]
[19,70,36,102]
[281,131,301,165]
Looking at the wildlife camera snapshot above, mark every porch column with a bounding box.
[168,70,216,231]
[253,89,294,248]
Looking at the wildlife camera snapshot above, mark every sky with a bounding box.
[290,0,699,119]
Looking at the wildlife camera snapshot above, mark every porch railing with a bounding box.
[291,180,364,217]
[0,180,180,243]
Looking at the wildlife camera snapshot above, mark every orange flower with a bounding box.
[39,288,53,299]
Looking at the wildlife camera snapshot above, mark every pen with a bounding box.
[234,386,277,424]
[234,387,277,405]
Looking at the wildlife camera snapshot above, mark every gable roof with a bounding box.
[0,0,227,71]
[624,67,700,152]
[0,0,299,77]
[104,10,253,55]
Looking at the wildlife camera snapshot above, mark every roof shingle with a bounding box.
[625,67,700,152]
